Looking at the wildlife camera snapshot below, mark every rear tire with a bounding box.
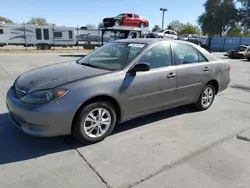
[139,22,146,28]
[73,101,117,144]
[195,84,215,111]
[247,57,250,61]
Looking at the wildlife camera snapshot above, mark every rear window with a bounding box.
[170,31,176,35]
[54,32,62,38]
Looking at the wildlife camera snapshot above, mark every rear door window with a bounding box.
[172,43,208,65]
[127,14,133,18]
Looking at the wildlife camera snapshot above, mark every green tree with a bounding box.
[167,20,182,33]
[0,16,13,24]
[27,17,47,25]
[179,23,201,35]
[152,25,161,32]
[197,0,237,37]
[237,0,250,31]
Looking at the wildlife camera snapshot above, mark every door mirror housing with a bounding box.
[130,62,150,73]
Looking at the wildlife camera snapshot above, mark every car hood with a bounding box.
[14,61,111,93]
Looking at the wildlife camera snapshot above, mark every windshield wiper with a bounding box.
[77,61,100,69]
[76,60,116,71]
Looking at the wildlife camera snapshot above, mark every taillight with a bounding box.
[228,64,231,71]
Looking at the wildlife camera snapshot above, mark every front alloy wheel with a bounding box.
[83,108,112,138]
[196,84,215,110]
[73,101,116,144]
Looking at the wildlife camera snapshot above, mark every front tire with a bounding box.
[196,84,215,111]
[73,101,117,144]
[114,20,121,26]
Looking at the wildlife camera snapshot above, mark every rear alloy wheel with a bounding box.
[73,101,117,144]
[196,84,215,110]
[139,22,146,28]
[114,20,121,26]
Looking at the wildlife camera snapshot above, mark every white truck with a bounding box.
[0,23,75,49]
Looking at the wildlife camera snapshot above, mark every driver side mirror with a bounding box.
[130,62,150,73]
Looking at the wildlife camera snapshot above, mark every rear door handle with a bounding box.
[167,72,176,79]
[203,67,209,72]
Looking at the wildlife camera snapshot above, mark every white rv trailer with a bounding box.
[0,23,75,49]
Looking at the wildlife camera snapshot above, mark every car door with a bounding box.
[122,43,177,117]
[123,13,134,26]
[163,30,170,38]
[133,14,141,27]
[170,31,177,39]
[172,43,211,105]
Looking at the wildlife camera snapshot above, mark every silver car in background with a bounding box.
[150,29,178,39]
[6,38,231,144]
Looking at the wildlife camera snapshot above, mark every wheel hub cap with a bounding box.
[83,108,111,138]
[201,87,214,108]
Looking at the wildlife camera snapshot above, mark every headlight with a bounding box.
[21,89,69,104]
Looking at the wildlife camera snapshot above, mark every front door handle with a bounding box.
[167,72,176,79]
[203,67,209,72]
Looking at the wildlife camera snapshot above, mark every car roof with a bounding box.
[112,38,218,62]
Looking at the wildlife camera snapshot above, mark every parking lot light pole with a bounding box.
[160,8,167,29]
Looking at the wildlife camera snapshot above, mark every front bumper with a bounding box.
[103,18,115,27]
[6,87,77,137]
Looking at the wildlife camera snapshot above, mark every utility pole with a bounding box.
[76,25,79,50]
[160,8,167,29]
[23,22,27,51]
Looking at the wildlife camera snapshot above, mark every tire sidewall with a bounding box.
[74,101,117,143]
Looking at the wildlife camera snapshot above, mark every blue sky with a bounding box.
[2,0,207,28]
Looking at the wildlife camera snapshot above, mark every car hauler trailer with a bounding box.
[75,27,112,46]
[0,23,75,50]
[100,26,149,46]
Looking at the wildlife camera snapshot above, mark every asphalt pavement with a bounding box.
[0,52,250,188]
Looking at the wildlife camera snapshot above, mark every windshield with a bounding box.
[117,14,125,17]
[180,34,190,38]
[155,29,165,33]
[78,42,146,71]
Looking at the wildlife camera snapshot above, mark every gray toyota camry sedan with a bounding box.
[6,38,230,143]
